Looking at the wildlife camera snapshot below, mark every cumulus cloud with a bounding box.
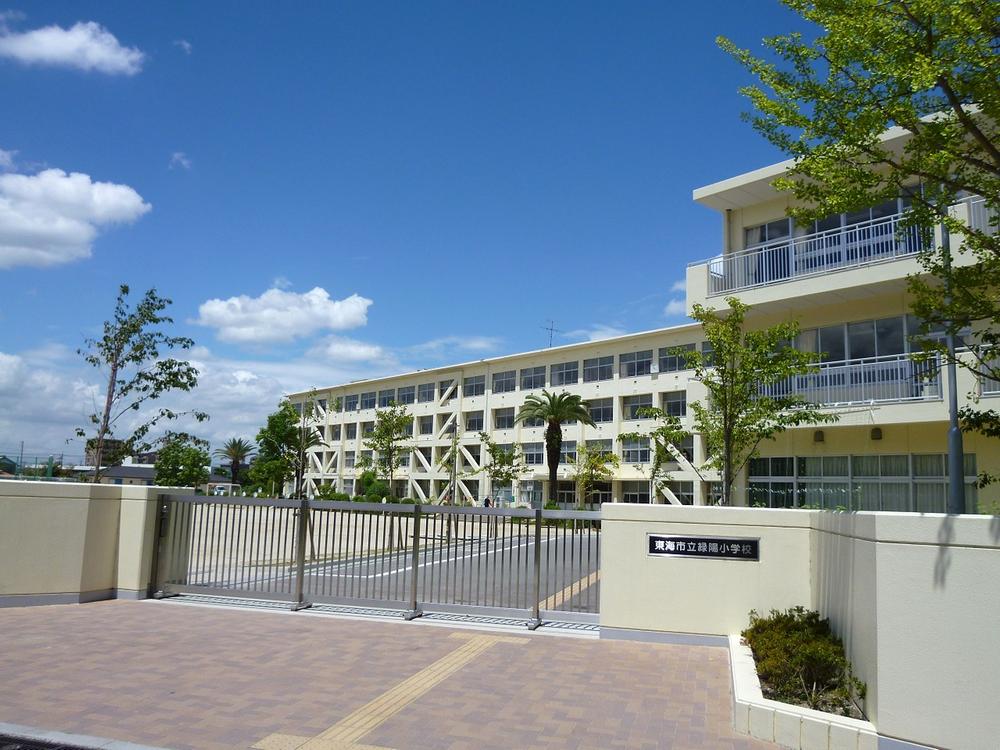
[0,167,151,269]
[0,147,15,170]
[168,151,191,170]
[565,324,627,342]
[310,335,392,363]
[670,279,686,293]
[173,39,192,55]
[0,20,144,75]
[195,287,373,344]
[664,299,686,317]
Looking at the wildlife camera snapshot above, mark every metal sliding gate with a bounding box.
[154,496,600,625]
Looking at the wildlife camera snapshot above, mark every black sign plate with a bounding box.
[647,534,759,561]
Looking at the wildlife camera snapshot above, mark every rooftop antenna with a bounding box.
[541,320,562,347]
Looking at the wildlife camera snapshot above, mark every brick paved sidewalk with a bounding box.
[0,600,776,750]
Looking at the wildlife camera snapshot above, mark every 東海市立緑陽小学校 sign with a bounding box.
[647,534,759,561]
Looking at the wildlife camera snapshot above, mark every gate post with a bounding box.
[290,499,312,611]
[404,504,423,620]
[151,496,177,599]
[527,508,542,630]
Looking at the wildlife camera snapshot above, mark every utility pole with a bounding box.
[941,215,966,514]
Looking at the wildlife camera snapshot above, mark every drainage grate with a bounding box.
[421,611,534,628]
[0,736,92,750]
[310,603,407,619]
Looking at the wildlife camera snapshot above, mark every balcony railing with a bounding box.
[760,352,941,406]
[704,211,926,295]
[967,195,998,235]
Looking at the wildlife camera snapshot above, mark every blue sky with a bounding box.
[0,1,807,457]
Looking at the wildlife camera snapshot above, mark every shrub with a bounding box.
[742,607,866,718]
[313,485,350,501]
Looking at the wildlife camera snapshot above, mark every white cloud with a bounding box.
[173,39,192,55]
[310,335,392,363]
[409,335,502,357]
[0,167,151,269]
[0,148,15,170]
[195,287,373,344]
[272,275,292,290]
[670,279,686,293]
[565,324,627,342]
[169,151,191,170]
[0,20,144,75]
[664,299,686,317]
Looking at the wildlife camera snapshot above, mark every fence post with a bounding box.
[528,507,543,630]
[151,496,176,599]
[404,504,423,620]
[290,499,312,611]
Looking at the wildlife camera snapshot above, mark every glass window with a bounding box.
[876,317,905,356]
[463,375,485,397]
[819,326,846,362]
[659,343,695,373]
[418,416,434,435]
[620,350,653,378]
[701,341,716,367]
[331,425,341,440]
[465,411,484,431]
[493,370,516,393]
[771,457,794,476]
[913,454,944,477]
[881,454,910,476]
[522,443,544,465]
[344,394,359,411]
[556,481,577,505]
[744,218,792,248]
[378,389,395,407]
[848,321,877,359]
[494,408,515,429]
[622,437,650,463]
[362,421,374,436]
[346,423,357,440]
[623,394,653,420]
[823,456,849,476]
[550,361,579,386]
[583,356,614,382]
[622,480,650,503]
[666,481,695,505]
[852,455,880,477]
[520,366,546,390]
[521,410,544,428]
[797,456,823,477]
[398,452,410,467]
[588,397,614,423]
[397,386,415,404]
[360,391,376,409]
[677,434,694,461]
[439,379,455,400]
[749,457,769,476]
[417,383,435,403]
[344,451,355,469]
[661,391,686,417]
[586,439,613,456]
[560,441,577,464]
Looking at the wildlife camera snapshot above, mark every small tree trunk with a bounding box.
[92,360,120,483]
[546,421,561,502]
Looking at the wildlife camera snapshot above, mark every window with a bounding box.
[666,481,695,505]
[623,394,652,420]
[439,414,456,433]
[344,451,355,469]
[397,386,415,405]
[465,410,484,431]
[463,375,485,397]
[588,481,612,505]
[418,416,433,435]
[522,442,544,465]
[622,481,650,503]
[519,480,542,506]
[378,389,395,407]
[659,343,695,373]
[494,407,515,429]
[701,341,716,367]
[362,421,374,436]
[622,437,650,463]
[744,217,792,248]
[619,350,653,377]
[292,402,303,415]
[417,383,435,403]
[560,441,577,463]
[520,366,545,390]
[493,370,516,393]
[661,390,686,417]
[361,450,373,464]
[586,439,613,457]
[398,452,410,467]
[550,361,579,386]
[346,423,357,440]
[521,408,544,428]
[345,394,359,411]
[677,434,694,461]
[317,398,327,411]
[331,425,341,440]
[439,379,455,401]
[588,397,613,423]
[556,481,576,505]
[583,356,614,382]
[360,391,376,409]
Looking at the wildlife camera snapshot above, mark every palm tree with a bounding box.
[213,438,256,486]
[516,390,595,502]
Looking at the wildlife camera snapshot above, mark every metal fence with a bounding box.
[154,497,600,626]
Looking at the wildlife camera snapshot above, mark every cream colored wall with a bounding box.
[600,504,813,635]
[0,481,189,604]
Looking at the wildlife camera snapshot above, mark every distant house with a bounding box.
[0,455,16,475]
[90,465,157,486]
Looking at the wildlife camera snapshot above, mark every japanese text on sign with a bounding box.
[647,534,759,561]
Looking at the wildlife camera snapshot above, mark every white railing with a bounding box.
[967,195,998,235]
[759,352,941,406]
[703,211,926,295]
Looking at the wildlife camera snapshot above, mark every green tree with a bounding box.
[213,438,256,485]
[569,441,621,509]
[620,407,689,502]
[77,285,208,481]
[356,402,413,495]
[154,435,210,488]
[247,399,305,496]
[720,0,1000,481]
[516,390,596,500]
[685,298,837,505]
[477,431,531,499]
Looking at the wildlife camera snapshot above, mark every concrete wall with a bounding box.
[602,504,1000,750]
[0,481,185,606]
